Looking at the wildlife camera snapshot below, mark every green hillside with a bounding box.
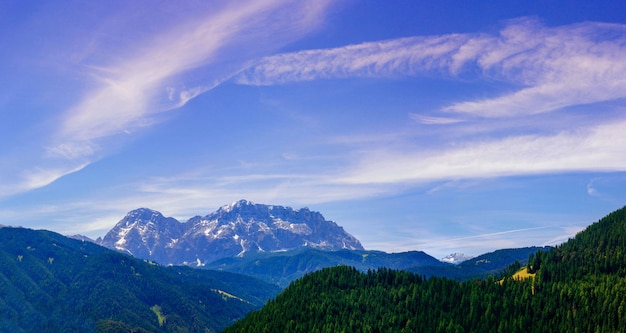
[225,206,626,333]
[0,227,280,332]
[205,248,445,287]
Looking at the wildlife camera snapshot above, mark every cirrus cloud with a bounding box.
[236,18,626,118]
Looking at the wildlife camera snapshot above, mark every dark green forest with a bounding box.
[225,206,626,333]
[0,228,279,333]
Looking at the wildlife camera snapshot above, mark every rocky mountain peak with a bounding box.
[120,208,166,226]
[98,208,183,259]
[441,253,474,265]
[98,201,364,266]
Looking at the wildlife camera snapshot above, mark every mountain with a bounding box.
[408,246,552,281]
[67,234,95,242]
[205,246,549,287]
[0,227,280,332]
[225,206,626,332]
[98,200,542,285]
[441,253,473,264]
[98,208,185,263]
[98,200,363,265]
[205,247,445,287]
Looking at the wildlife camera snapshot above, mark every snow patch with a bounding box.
[441,253,474,264]
[273,219,312,235]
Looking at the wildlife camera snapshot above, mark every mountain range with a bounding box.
[97,200,363,266]
[204,246,550,287]
[205,248,445,287]
[94,200,549,286]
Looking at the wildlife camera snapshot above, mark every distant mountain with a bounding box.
[205,248,445,287]
[67,234,95,242]
[98,200,547,284]
[460,246,551,271]
[98,200,363,265]
[409,246,552,281]
[441,253,473,264]
[204,246,552,286]
[0,227,280,332]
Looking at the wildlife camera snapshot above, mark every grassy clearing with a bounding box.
[511,267,536,281]
[150,305,166,327]
[500,267,536,294]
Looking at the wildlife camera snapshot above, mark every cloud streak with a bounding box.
[337,119,626,185]
[236,19,626,118]
[4,0,334,197]
[230,19,626,191]
[56,0,331,147]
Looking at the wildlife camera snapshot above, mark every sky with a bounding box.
[1,0,626,259]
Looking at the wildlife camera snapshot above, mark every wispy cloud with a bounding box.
[409,113,465,125]
[587,179,599,196]
[55,0,332,147]
[236,18,626,118]
[3,0,334,197]
[235,33,472,85]
[366,222,586,257]
[336,119,626,185]
[0,163,90,200]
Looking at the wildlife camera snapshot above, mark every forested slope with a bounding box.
[225,206,626,333]
[0,227,280,332]
[205,248,444,287]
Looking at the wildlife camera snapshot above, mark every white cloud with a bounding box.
[336,119,626,185]
[236,19,626,118]
[57,0,329,145]
[46,142,98,160]
[5,162,91,197]
[1,0,334,198]
[235,34,471,85]
[587,180,598,196]
[409,113,465,125]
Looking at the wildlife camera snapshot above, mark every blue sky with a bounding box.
[1,0,626,259]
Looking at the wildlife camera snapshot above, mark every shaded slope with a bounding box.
[206,246,547,286]
[0,227,280,332]
[205,248,444,287]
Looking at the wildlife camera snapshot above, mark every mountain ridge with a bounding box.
[205,247,446,287]
[98,200,364,265]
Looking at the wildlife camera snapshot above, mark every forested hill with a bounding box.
[527,205,626,280]
[225,206,626,333]
[0,227,280,333]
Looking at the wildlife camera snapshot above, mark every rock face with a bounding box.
[98,200,364,265]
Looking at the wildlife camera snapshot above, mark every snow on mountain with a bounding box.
[441,253,474,264]
[98,208,184,261]
[98,200,364,266]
